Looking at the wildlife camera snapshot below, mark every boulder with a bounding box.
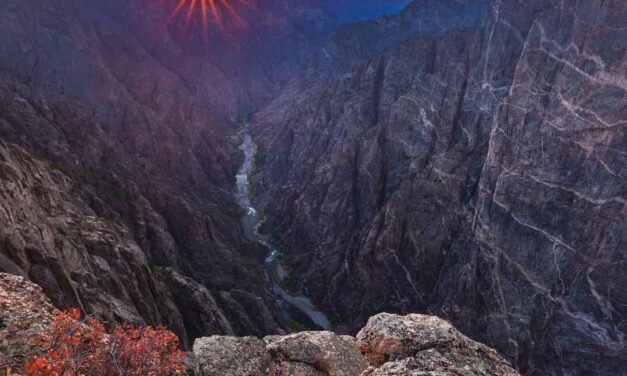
[193,330,368,376]
[193,336,273,376]
[356,313,519,375]
[266,331,368,376]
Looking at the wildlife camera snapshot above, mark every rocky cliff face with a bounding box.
[0,0,422,352]
[0,0,289,346]
[0,130,285,346]
[253,0,627,374]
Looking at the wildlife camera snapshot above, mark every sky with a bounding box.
[328,0,414,22]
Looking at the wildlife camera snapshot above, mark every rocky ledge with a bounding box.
[0,272,517,375]
[193,312,518,375]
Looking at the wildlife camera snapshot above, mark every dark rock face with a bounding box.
[306,0,491,78]
[0,0,418,350]
[0,0,289,346]
[0,134,284,347]
[253,0,627,374]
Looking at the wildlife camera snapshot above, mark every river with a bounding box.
[235,123,330,330]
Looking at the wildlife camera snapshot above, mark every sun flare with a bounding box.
[167,0,253,32]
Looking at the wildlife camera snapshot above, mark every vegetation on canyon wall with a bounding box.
[24,309,184,376]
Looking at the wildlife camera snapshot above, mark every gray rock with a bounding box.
[357,313,518,375]
[193,336,273,376]
[266,331,368,376]
[193,330,368,376]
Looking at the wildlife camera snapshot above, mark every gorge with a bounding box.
[0,0,625,375]
[236,123,330,330]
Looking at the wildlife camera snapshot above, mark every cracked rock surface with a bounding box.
[357,313,519,376]
[0,273,56,373]
[253,0,627,374]
[192,313,516,376]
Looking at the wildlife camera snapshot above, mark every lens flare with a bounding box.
[167,0,253,33]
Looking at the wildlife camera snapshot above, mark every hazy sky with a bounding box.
[330,0,413,22]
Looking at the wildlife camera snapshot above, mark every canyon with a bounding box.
[252,0,626,374]
[0,0,625,375]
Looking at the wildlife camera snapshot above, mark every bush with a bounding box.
[25,309,184,376]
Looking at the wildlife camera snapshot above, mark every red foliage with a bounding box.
[25,309,184,376]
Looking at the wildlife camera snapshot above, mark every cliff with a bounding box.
[252,0,627,373]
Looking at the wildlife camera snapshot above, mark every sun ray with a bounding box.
[184,0,198,30]
[167,0,187,24]
[200,0,209,35]
[217,0,247,27]
[207,0,223,30]
[166,0,248,32]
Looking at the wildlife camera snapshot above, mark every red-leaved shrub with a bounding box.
[25,309,184,376]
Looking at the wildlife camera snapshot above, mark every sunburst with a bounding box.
[167,0,253,33]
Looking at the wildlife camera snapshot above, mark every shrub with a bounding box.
[25,309,184,376]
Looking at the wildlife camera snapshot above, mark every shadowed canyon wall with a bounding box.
[252,0,627,374]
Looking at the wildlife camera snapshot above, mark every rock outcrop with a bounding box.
[253,0,627,374]
[1,274,516,375]
[0,273,56,373]
[194,331,368,376]
[192,312,517,376]
[357,313,518,375]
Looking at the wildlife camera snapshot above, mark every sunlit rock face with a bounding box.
[253,0,627,374]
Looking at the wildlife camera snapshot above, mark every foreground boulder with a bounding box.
[193,336,273,375]
[194,331,367,376]
[357,313,519,375]
[193,313,518,375]
[266,331,368,376]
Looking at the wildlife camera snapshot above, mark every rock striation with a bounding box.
[253,0,627,374]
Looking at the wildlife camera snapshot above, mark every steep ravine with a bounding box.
[236,123,330,330]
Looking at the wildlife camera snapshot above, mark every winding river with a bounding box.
[235,123,330,330]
